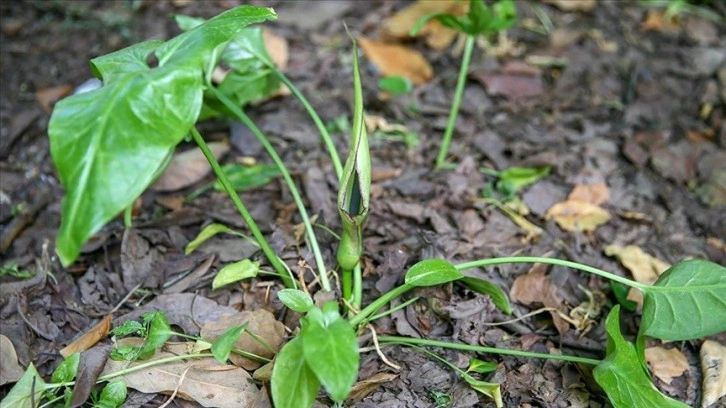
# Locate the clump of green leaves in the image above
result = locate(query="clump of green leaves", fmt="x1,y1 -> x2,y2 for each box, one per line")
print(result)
411,0 -> 517,169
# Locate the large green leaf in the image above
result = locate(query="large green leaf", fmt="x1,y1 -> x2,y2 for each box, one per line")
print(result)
48,5 -> 278,266
271,336 -> 320,408
593,306 -> 688,408
49,65 -> 201,266
405,259 -> 463,287
300,304 -> 359,402
640,260 -> 726,340
155,6 -> 276,69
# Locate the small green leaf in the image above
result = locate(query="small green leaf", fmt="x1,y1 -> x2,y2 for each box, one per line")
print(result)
212,259 -> 260,290
185,223 -> 248,255
277,289 -> 314,313
640,260 -> 726,340
460,277 -> 512,314
0,363 -> 53,408
300,306 -> 360,402
271,336 -> 320,408
51,352 -> 80,383
141,313 -> 173,354
378,76 -> 413,95
109,345 -> 141,361
496,166 -> 550,193
610,282 -> 637,312
96,380 -> 127,408
210,325 -> 247,363
463,373 -> 502,408
405,259 -> 463,287
466,358 -> 497,374
111,320 -> 144,338
593,306 -> 688,408
213,163 -> 282,192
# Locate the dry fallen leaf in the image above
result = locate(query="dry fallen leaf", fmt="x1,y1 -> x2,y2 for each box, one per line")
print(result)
60,314 -> 112,358
568,182 -> 610,206
150,142 -> 229,192
641,9 -> 680,32
103,338 -> 257,408
604,245 -> 670,286
347,372 -> 398,403
262,28 -> 288,71
604,244 -> 670,304
359,37 -> 433,85
382,0 -> 467,50
35,85 -> 73,113
545,200 -> 610,232
701,340 -> 726,408
645,346 -> 689,385
0,335 -> 24,386
200,309 -> 285,370
543,0 -> 597,12
510,263 -> 570,335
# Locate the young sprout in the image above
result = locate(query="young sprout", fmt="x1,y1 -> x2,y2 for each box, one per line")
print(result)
411,0 -> 517,169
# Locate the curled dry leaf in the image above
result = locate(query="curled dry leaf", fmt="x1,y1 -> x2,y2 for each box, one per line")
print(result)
150,142 -> 230,192
102,338 -> 258,408
60,314 -> 112,358
545,200 -> 610,232
200,309 -> 285,370
0,335 -> 24,386
509,263 -> 570,335
35,85 -> 73,113
567,182 -> 610,206
381,0 -> 468,50
701,340 -> 726,408
347,372 -> 398,403
604,245 -> 670,286
358,38 -> 433,85
645,346 -> 689,385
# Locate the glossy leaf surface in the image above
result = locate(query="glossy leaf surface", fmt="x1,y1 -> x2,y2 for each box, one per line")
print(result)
405,259 -> 463,287
271,336 -> 320,408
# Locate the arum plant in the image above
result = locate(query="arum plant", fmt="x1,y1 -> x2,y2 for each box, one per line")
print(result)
411,0 -> 517,169
337,38 -> 371,309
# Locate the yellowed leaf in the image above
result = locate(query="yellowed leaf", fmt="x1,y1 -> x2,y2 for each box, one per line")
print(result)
0,335 -> 24,386
200,309 -> 285,370
641,9 -> 680,32
545,200 -> 610,232
150,142 -> 229,192
359,38 -> 433,85
604,245 -> 670,285
510,263 -> 569,335
645,346 -> 689,385
103,338 -> 257,408
60,314 -> 112,358
543,0 -> 596,12
568,182 -> 610,206
701,340 -> 726,408
382,0 -> 468,50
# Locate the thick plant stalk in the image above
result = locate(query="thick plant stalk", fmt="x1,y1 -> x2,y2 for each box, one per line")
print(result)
190,127 -> 296,289
337,39 -> 371,308
435,35 -> 475,170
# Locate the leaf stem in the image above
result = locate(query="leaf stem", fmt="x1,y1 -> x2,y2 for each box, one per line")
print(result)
353,262 -> 363,309
455,256 -> 646,290
275,71 -> 343,180
378,336 -> 602,366
349,283 -> 414,327
208,87 -> 331,292
435,35 -> 475,170
190,127 -> 295,289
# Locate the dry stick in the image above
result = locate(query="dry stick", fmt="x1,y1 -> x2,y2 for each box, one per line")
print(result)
158,366 -> 192,408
